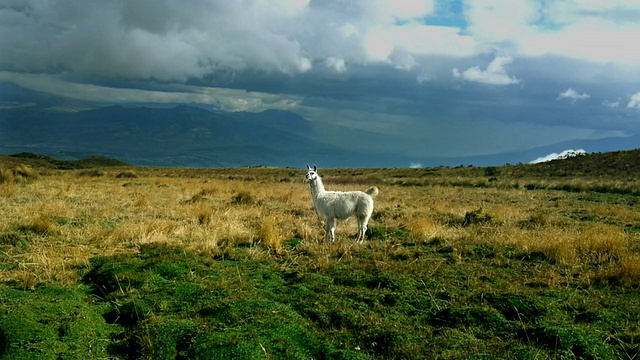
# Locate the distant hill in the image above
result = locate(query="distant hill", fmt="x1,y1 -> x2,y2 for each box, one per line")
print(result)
509,148 -> 640,178
4,148 -> 640,183
0,153 -> 129,169
0,104 -> 417,168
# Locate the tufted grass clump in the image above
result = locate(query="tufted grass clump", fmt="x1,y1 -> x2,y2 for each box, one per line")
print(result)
257,216 -> 284,254
231,191 -> 255,205
0,164 -> 38,184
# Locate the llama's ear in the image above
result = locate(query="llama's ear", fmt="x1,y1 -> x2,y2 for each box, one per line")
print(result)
313,165 -> 317,172
307,164 -> 311,170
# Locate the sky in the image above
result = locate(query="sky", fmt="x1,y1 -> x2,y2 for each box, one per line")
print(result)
2,0 -> 640,162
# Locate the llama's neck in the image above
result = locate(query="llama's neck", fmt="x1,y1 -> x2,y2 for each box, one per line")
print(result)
309,177 -> 326,198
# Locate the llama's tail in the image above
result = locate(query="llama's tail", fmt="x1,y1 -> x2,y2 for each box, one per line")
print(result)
365,186 -> 379,197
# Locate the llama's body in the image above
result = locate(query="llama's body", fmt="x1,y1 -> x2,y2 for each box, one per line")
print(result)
305,165 -> 379,242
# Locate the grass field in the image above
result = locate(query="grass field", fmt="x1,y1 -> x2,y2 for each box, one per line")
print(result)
1,156 -> 640,359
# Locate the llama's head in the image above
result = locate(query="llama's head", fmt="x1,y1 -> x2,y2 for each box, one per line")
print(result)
305,164 -> 318,182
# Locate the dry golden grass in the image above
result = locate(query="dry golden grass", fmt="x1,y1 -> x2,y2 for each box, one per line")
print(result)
1,166 -> 639,288
616,254 -> 640,285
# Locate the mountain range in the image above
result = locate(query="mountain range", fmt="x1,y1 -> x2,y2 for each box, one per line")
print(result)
1,82 -> 638,168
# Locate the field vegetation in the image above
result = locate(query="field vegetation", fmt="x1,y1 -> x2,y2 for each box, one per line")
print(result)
1,151 -> 640,359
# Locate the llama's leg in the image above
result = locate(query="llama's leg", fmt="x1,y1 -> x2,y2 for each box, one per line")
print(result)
325,218 -> 336,242
355,217 -> 363,242
359,223 -> 367,243
357,214 -> 371,243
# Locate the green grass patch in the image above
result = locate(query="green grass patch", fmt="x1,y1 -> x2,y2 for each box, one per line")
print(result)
0,285 -> 119,359
0,232 -> 31,249
1,235 -> 638,359
367,226 -> 410,241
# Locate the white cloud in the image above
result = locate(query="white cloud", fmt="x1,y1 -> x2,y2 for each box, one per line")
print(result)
359,1 -> 479,63
387,0 -> 435,20
523,20 -> 640,66
464,0 -> 640,66
391,24 -> 479,58
557,88 -> 590,102
530,149 -> 587,164
324,57 -> 347,73
627,92 -> 640,109
452,56 -> 520,85
363,26 -> 395,62
464,0 -> 541,44
602,100 -> 620,108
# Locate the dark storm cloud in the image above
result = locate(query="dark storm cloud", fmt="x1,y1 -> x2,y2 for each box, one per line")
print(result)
0,0 -> 315,80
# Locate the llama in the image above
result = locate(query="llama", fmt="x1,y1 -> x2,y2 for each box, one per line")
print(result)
305,165 -> 379,243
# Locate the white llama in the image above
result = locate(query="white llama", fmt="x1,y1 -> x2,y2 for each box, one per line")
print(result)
305,165 -> 379,243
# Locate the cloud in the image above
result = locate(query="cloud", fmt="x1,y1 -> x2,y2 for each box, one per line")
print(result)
0,0 -> 316,80
0,0 -> 479,81
2,0 -> 639,83
627,92 -> 640,109
602,100 -> 620,108
464,0 -> 541,43
389,24 -> 479,59
464,1 -> 640,66
324,57 -> 347,73
452,56 -> 520,85
557,88 -> 590,102
0,71 -> 300,112
364,26 -> 395,62
529,149 -> 587,164
359,2 -> 478,63
416,73 -> 432,84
